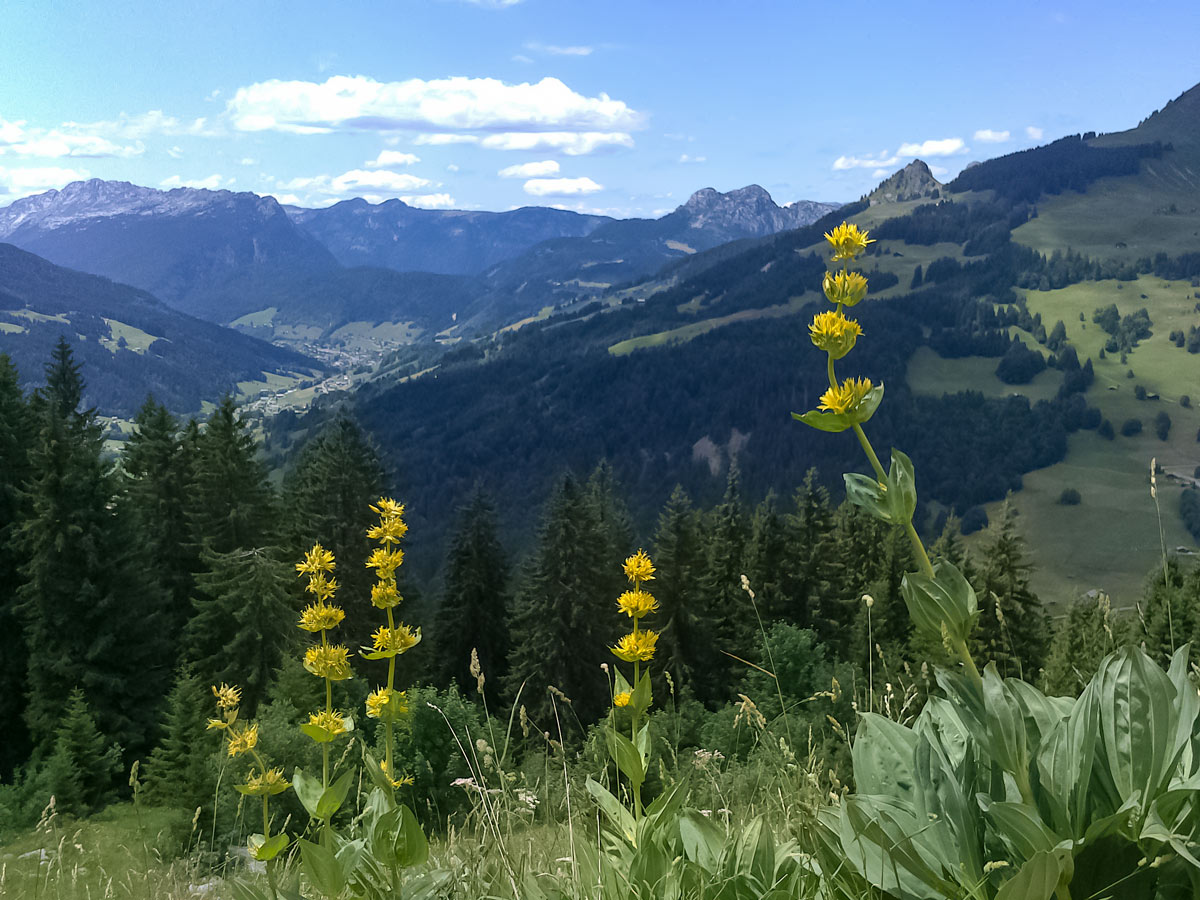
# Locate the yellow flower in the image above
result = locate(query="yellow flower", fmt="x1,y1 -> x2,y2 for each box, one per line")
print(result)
227,723 -> 259,757
304,573 -> 338,602
370,498 -> 406,520
241,767 -> 290,796
614,691 -> 631,708
617,589 -> 659,620
296,543 -> 336,577
824,222 -> 874,262
299,601 -> 345,633
212,683 -> 241,711
367,515 -> 408,545
304,644 -> 352,680
206,717 -> 229,731
380,759 -> 414,788
370,580 -> 401,609
366,547 -> 404,579
372,624 -> 421,655
809,310 -> 862,360
622,549 -> 656,584
612,630 -> 659,663
819,377 -> 874,415
365,688 -> 391,719
307,709 -> 348,737
822,270 -> 869,307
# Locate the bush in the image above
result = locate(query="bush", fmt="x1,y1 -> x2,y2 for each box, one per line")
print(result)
1058,488 -> 1082,505
995,341 -> 1046,384
1098,419 -> 1115,440
1135,384 -> 1148,400
1183,395 -> 1193,408
960,505 -> 989,534
1182,488 -> 1200,542
1156,410 -> 1172,440
1120,418 -> 1143,437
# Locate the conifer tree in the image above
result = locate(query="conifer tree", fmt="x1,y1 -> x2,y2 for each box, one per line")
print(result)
19,339 -> 166,756
282,414 -> 386,649
820,501 -> 889,658
506,473 -> 612,727
435,486 -> 511,695
43,688 -> 122,817
695,463 -> 750,700
144,666 -> 217,808
188,395 -> 274,554
652,485 -> 704,695
743,490 -> 789,621
781,469 -> 835,630
1138,558 -> 1192,667
186,547 -> 295,717
122,396 -> 198,643
0,354 -> 33,778
973,498 -> 1049,679
1044,593 -> 1129,696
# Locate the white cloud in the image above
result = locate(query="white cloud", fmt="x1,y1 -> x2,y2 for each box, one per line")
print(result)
523,176 -> 602,196
239,157 -> 258,166
0,118 -> 143,159
414,133 -> 481,146
270,167 -> 439,205
402,193 -> 455,208
367,150 -> 420,167
226,74 -> 641,134
896,137 -> 967,157
511,54 -> 534,64
833,151 -> 900,171
1026,125 -> 1044,140
0,120 -> 26,143
480,131 -> 633,155
446,163 -> 460,172
498,159 -> 560,178
68,110 -> 216,138
679,154 -> 706,163
0,165 -> 91,199
525,41 -> 593,56
872,168 -> 890,178
160,174 -> 231,190
974,129 -> 1010,143
167,146 -> 183,159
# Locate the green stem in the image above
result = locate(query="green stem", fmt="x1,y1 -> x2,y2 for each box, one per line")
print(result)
851,423 -> 887,484
631,611 -> 643,820
261,794 -> 270,839
954,638 -> 984,694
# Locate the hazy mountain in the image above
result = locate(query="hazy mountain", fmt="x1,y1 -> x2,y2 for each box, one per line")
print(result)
0,179 -> 339,321
0,243 -> 321,416
287,199 -> 610,275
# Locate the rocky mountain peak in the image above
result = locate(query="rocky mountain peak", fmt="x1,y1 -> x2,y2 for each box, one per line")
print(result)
868,160 -> 944,206
676,184 -> 837,238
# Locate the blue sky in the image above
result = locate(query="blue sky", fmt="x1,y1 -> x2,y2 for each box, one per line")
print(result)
1,0 -> 1198,217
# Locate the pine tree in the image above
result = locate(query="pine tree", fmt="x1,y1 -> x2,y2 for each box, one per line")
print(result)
1044,593 -> 1129,696
144,666 -> 219,808
695,463 -> 750,701
1139,558 -> 1192,667
282,414 -> 385,648
0,354 -> 33,779
652,485 -> 704,695
121,396 -> 198,643
820,501 -> 889,659
188,395 -> 274,554
434,486 -> 511,695
743,491 -> 788,621
43,688 -> 122,817
781,469 -> 834,630
19,339 -> 166,756
973,499 -> 1049,679
505,473 -> 612,727
186,548 -> 295,717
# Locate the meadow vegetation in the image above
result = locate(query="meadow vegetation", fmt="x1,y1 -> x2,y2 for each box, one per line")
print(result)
6,223 -> 1200,899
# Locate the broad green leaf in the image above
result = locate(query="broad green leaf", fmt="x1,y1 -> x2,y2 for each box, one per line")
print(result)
630,670 -> 652,714
248,831 -> 289,862
984,663 -> 1030,782
606,727 -> 645,786
299,838 -> 343,898
586,776 -> 636,844
291,767 -> 324,819
980,798 -> 1060,861
1007,679 -> 1072,752
851,713 -> 917,801
995,850 -> 1064,900
843,472 -> 892,522
394,803 -> 428,867
679,809 -> 724,871
315,770 -> 356,821
885,448 -> 917,525
902,560 -> 979,647
914,733 -> 983,887
792,409 -> 853,432
1037,679 -> 1100,834
230,880 -> 272,900
838,794 -> 959,898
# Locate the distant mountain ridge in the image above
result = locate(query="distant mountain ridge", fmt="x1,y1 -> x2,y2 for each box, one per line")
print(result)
287,198 -> 610,275
0,243 -> 321,416
868,160 -> 944,205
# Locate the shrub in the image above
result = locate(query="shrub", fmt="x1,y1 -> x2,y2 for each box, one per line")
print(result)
1155,410 -> 1172,440
1183,394 -> 1193,408
1098,419 -> 1115,439
1058,488 -> 1081,505
1120,417 -> 1143,436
